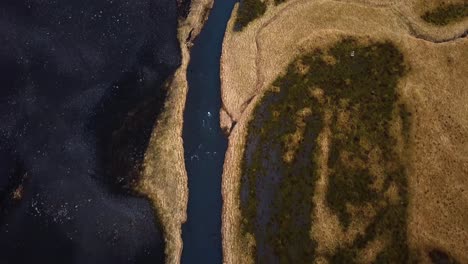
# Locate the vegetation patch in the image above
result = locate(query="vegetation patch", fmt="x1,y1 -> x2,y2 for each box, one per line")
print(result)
429,249 -> 460,264
235,0 -> 267,30
274,0 -> 286,5
322,39 -> 411,263
421,3 -> 468,26
240,38 -> 411,263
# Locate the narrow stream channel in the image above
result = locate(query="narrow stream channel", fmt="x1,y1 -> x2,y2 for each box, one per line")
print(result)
181,0 -> 237,263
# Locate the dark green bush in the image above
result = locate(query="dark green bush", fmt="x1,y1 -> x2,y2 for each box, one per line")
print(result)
240,38 -> 411,263
422,3 -> 468,26
235,0 -> 267,30
274,0 -> 286,5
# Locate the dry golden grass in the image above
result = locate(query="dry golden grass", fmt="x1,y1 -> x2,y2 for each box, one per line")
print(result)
401,38 -> 468,264
357,235 -> 388,263
135,1 -> 214,263
311,109 -> 345,256
282,107 -> 312,163
221,0 -> 468,125
222,95 -> 259,264
311,98 -> 381,261
221,0 -> 468,263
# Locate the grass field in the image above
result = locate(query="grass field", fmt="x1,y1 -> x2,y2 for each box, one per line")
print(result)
240,38 -> 414,263
221,0 -> 468,263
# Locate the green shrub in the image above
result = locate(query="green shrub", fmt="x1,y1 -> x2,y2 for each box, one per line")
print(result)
422,3 -> 468,26
235,0 -> 267,30
240,38 -> 411,263
274,0 -> 286,5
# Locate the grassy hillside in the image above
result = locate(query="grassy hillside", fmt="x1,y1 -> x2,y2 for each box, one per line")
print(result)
240,38 -> 413,263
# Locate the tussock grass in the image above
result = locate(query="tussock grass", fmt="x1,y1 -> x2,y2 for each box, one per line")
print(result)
137,0 -> 214,263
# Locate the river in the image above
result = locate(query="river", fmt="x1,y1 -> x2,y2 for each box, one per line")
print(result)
181,0 -> 237,263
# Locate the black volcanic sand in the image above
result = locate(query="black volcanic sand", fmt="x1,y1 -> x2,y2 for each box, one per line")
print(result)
177,0 -> 193,19
0,0 -> 181,263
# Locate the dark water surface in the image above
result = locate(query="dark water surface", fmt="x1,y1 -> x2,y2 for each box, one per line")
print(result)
181,0 -> 237,263
0,0 -> 181,263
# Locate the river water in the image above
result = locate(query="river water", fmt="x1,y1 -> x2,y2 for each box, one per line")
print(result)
181,0 -> 237,263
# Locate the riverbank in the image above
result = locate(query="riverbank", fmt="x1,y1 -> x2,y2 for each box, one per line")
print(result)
136,1 -> 214,263
220,0 -> 468,263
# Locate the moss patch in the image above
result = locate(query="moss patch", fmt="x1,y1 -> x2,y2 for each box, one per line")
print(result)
421,3 -> 468,26
240,38 -> 411,263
